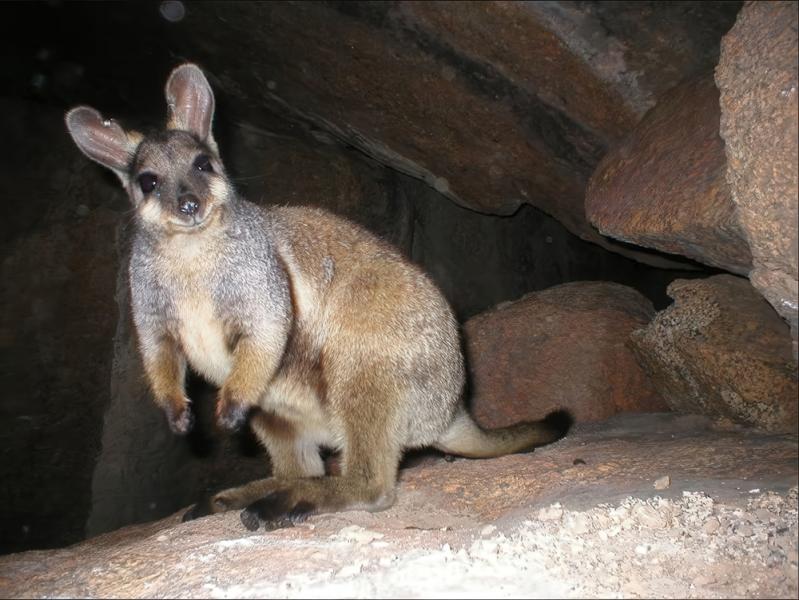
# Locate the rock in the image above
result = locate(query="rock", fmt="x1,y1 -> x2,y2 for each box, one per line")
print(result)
633,505 -> 668,529
716,1 -> 799,361
333,525 -> 384,545
221,0 -> 735,268
630,275 -> 798,432
564,513 -> 592,535
586,74 -> 752,274
693,573 -> 717,586
736,524 -> 754,537
0,98 -> 123,554
464,282 -> 667,427
538,504 -> 564,522
703,517 -> 721,534
653,476 -> 671,491
754,509 -> 772,522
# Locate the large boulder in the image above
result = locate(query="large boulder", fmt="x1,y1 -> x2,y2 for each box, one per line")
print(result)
463,282 -> 667,427
630,275 -> 798,433
715,1 -> 799,361
586,74 -> 752,274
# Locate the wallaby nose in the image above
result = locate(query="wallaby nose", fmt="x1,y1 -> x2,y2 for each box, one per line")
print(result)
178,194 -> 200,217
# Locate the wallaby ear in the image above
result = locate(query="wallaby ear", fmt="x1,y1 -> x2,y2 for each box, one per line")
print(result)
165,63 -> 216,145
65,106 -> 139,186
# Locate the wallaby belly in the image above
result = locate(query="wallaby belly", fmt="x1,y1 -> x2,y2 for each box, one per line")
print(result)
177,293 -> 232,386
264,375 -> 344,449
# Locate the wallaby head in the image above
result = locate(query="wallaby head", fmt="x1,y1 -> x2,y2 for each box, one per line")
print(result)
65,63 -> 233,235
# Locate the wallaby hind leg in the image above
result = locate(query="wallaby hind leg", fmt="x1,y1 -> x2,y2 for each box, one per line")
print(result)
182,412 -> 325,521
186,370 -> 404,528
236,374 -> 404,530
236,429 -> 401,530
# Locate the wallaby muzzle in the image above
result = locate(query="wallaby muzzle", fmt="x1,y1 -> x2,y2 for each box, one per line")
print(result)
178,194 -> 200,217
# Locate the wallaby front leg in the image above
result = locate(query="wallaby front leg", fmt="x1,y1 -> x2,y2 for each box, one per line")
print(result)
140,334 -> 190,434
216,335 -> 283,430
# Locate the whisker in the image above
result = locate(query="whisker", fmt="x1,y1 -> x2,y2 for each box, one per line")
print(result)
228,173 -> 269,182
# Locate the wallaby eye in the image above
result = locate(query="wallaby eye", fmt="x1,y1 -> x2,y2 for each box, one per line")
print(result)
138,172 -> 158,194
193,154 -> 213,173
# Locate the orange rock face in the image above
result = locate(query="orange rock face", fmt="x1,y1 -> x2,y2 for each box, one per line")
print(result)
586,74 -> 752,275
716,0 -> 799,362
464,282 -> 667,427
630,275 -> 798,433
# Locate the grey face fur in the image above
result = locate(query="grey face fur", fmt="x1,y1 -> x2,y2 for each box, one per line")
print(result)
131,131 -> 229,232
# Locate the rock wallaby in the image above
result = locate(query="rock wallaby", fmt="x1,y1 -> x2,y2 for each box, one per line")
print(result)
65,63 -> 569,530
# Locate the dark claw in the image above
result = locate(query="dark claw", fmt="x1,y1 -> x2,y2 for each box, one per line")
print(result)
289,501 -> 316,523
240,508 -> 261,531
239,491 -> 316,531
240,513 -> 296,532
241,490 -> 293,525
216,402 -> 249,431
168,405 -> 194,435
181,496 -> 214,522
263,518 -> 296,531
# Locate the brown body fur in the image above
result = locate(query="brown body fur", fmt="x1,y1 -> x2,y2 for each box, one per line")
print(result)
65,64 -> 568,529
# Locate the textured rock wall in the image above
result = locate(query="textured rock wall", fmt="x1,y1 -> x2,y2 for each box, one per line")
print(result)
0,99 -> 122,553
587,74 -> 752,274
0,1 -> 741,269
630,275 -> 798,433
716,0 -> 799,360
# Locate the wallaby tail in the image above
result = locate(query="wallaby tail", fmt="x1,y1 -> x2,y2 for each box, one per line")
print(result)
435,408 -> 572,458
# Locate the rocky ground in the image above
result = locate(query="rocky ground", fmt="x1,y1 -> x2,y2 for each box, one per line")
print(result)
1,413 -> 797,598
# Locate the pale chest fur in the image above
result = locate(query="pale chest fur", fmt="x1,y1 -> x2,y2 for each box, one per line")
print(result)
154,232 -> 334,440
158,234 -> 233,387
174,286 -> 232,387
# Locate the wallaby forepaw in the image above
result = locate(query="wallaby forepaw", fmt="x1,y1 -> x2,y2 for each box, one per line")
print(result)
240,490 -> 315,531
215,395 -> 249,431
167,402 -> 194,435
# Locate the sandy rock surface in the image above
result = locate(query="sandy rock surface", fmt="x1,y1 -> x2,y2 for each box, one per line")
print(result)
587,74 -> 751,274
2,413 -> 796,598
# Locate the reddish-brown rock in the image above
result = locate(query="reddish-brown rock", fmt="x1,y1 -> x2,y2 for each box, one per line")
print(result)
630,275 -> 798,433
463,282 -> 667,427
715,1 -> 799,360
586,74 -> 752,274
